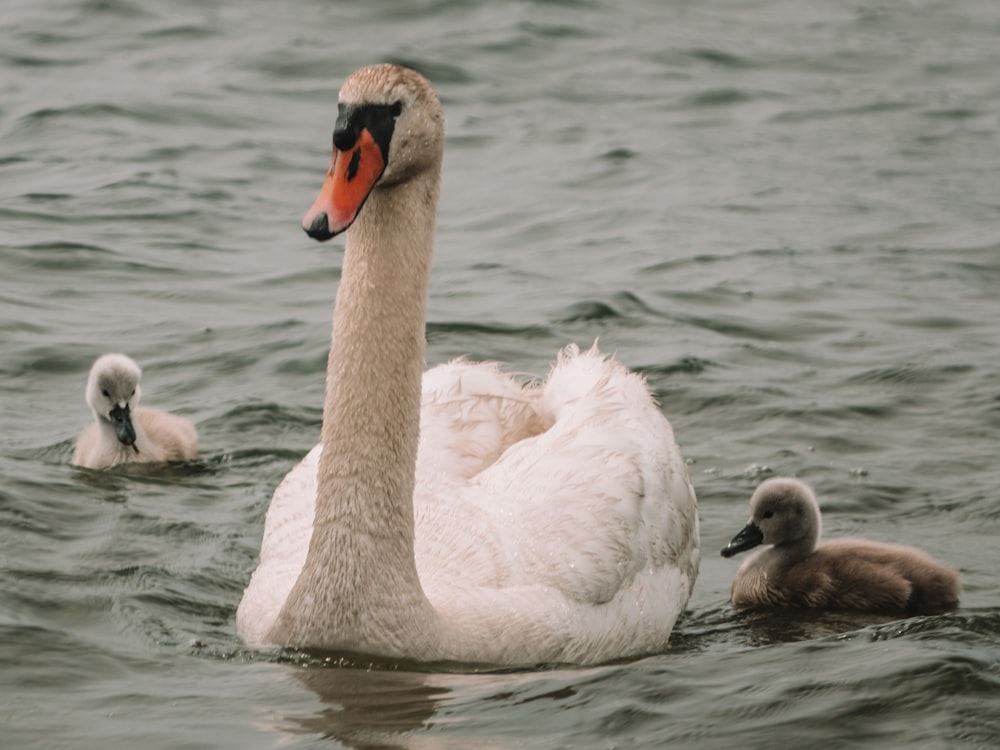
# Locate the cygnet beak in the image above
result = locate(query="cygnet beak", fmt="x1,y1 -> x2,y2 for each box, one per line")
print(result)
109,403 -> 137,446
721,522 -> 764,558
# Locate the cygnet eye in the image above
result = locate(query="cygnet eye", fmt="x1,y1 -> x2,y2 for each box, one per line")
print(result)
762,510 -> 774,519
129,390 -> 135,398
102,389 -> 110,398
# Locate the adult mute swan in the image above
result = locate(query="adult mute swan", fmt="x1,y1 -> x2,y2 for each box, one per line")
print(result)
722,478 -> 960,615
72,353 -> 198,469
236,64 -> 700,666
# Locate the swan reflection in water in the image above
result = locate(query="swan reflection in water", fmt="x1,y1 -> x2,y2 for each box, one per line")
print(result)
285,661 -> 447,748
273,652 -> 587,748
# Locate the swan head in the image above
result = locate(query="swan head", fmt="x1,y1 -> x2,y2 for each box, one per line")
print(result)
303,64 -> 445,240
85,353 -> 142,447
721,477 -> 822,558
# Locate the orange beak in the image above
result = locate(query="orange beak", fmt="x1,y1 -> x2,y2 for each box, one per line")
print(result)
302,128 -> 386,240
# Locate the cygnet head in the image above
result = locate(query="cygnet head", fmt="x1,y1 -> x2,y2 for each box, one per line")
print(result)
721,477 -> 822,558
85,353 -> 142,447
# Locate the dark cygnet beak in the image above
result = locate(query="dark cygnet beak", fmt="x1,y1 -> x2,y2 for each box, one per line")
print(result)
109,404 -> 136,446
721,522 -> 764,558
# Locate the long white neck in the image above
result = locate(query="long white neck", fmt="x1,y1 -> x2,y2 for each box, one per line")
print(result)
317,177 -> 436,532
269,170 -> 446,656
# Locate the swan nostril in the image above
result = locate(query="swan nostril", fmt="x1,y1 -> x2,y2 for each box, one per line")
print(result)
305,212 -> 333,241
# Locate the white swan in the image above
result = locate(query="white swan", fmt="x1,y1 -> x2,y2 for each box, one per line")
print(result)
722,478 -> 960,615
72,353 -> 198,469
236,64 -> 700,666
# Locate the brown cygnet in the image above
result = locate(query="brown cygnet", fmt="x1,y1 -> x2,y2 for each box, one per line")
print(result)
721,478 -> 960,615
73,353 -> 198,470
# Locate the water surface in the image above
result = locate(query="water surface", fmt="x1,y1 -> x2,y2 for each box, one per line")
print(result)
2,0 -> 999,747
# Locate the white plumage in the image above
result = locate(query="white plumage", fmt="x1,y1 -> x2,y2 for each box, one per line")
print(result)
236,64 -> 699,666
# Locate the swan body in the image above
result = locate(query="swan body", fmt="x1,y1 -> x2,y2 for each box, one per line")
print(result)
721,478 -> 960,615
72,353 -> 198,469
236,64 -> 700,666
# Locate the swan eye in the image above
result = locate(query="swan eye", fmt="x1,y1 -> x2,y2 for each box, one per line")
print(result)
102,389 -> 110,398
762,510 -> 774,519
391,101 -> 402,118
129,390 -> 135,398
